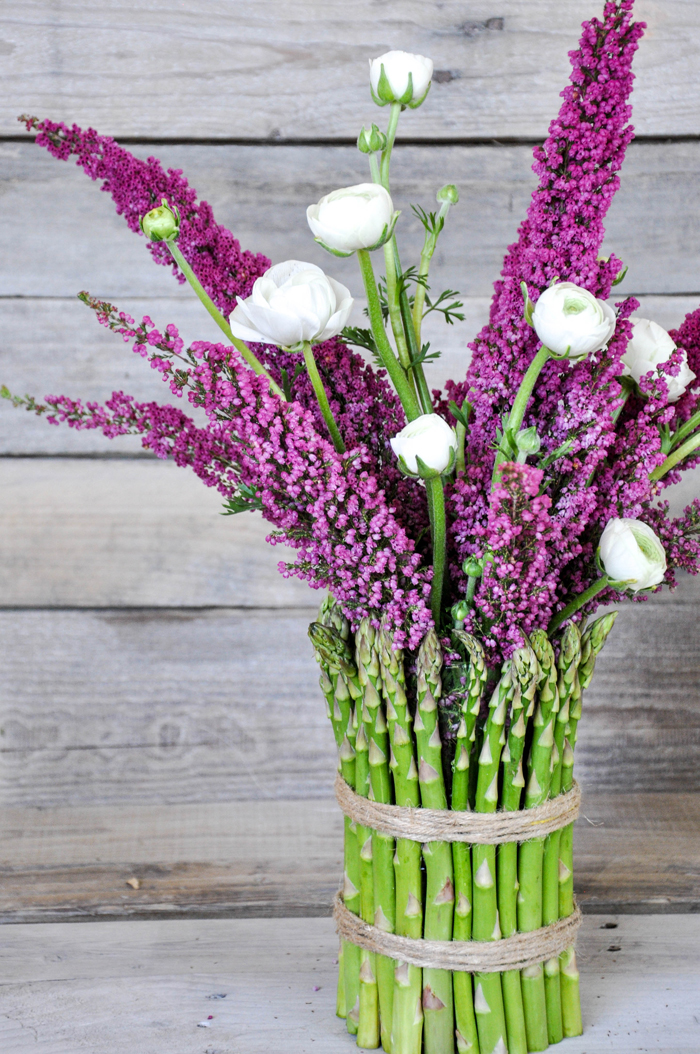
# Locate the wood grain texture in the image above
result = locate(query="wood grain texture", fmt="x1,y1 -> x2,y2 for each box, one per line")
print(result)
0,2 -> 698,139
0,458 -> 697,610
2,141 -> 699,302
3,294 -> 699,454
0,460 -> 315,606
1,603 -> 699,809
0,915 -> 698,1052
0,794 -> 698,921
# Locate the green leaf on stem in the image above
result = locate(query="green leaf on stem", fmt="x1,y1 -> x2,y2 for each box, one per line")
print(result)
221,483 -> 263,515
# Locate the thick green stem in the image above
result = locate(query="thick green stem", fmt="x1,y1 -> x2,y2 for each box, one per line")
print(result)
166,241 -> 284,399
670,407 -> 700,450
650,430 -> 700,480
383,238 -> 413,373
547,575 -> 609,635
379,103 -> 402,191
492,346 -> 551,484
425,476 -> 447,627
357,249 -> 422,421
301,341 -> 346,453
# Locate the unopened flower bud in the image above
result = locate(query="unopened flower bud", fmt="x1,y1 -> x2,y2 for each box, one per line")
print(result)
369,51 -> 433,109
437,184 -> 459,206
140,200 -> 180,242
357,124 -> 386,154
516,426 -> 541,457
451,600 -> 470,623
462,557 -> 482,578
390,413 -> 457,478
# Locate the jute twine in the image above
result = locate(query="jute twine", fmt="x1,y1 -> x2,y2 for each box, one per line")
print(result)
334,894 -> 583,973
334,774 -> 581,844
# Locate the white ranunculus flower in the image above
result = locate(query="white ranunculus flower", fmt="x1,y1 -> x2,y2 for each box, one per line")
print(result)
369,50 -> 433,109
621,316 -> 696,402
599,518 -> 667,592
307,183 -> 397,256
390,414 -> 458,476
228,260 -> 353,349
531,281 -> 617,360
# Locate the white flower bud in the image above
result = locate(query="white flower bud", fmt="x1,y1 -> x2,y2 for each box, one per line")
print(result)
531,281 -> 616,360
369,50 -> 434,109
307,183 -> 398,256
599,518 -> 667,592
229,260 -> 353,350
621,316 -> 696,402
390,414 -> 458,477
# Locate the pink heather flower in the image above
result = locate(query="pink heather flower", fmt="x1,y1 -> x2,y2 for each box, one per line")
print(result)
21,116 -> 269,314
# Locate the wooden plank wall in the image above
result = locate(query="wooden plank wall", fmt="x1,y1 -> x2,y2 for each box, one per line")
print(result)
0,0 -> 699,920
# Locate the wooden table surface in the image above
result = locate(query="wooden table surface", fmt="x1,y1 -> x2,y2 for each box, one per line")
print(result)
0,2 -> 699,1051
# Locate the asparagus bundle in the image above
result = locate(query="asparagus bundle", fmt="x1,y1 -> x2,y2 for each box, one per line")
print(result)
319,607 -> 617,1054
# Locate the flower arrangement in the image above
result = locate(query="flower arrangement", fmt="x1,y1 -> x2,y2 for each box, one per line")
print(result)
5,1 -> 700,1052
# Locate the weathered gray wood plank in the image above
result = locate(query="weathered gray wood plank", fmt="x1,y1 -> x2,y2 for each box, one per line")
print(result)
1,606 -> 699,808
0,794 -> 698,921
0,458 -> 697,609
0,460 -> 315,606
0,2 -> 697,139
2,142 -> 699,303
3,294 -> 699,454
0,915 -> 698,1052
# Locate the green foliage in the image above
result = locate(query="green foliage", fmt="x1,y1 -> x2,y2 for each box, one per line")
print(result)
221,482 -> 263,515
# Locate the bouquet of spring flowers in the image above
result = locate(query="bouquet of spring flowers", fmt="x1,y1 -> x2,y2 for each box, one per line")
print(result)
6,1 -> 700,1052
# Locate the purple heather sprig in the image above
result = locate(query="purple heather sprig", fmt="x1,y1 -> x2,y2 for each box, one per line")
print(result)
20,115 -> 270,314
10,338 -> 432,647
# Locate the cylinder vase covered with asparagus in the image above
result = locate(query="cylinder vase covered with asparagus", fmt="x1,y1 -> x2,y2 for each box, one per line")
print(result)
9,1 -> 700,1052
311,605 -> 616,1054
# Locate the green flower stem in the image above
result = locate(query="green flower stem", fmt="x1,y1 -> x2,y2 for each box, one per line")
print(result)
357,249 -> 422,422
650,430 -> 700,480
670,407 -> 700,450
379,103 -> 402,191
383,236 -> 413,373
547,575 -> 610,635
371,99 -> 433,415
492,345 -> 551,485
415,633 -> 455,1054
165,241 -> 284,399
397,260 -> 434,414
411,201 -> 452,347
425,475 -> 447,627
301,341 -> 346,453
472,664 -> 511,1054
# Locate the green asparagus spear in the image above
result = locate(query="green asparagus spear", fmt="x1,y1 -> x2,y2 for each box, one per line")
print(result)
415,630 -> 456,1054
309,612 -> 362,1031
379,619 -> 424,1054
499,645 -> 539,1054
558,612 -> 617,1039
472,661 -> 512,1054
357,619 -> 393,1050
451,632 -> 487,1054
518,629 -> 562,1045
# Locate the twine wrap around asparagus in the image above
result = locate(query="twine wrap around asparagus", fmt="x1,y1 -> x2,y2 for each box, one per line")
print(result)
333,893 -> 583,974
334,773 -> 581,843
